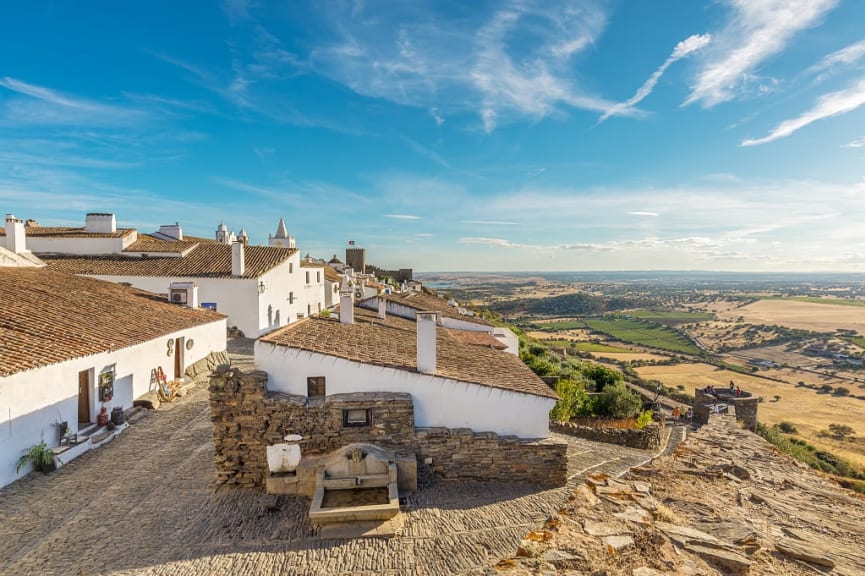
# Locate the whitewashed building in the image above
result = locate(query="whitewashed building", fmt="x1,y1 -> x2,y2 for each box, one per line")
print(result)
2,213 -> 321,337
255,303 -> 557,439
0,267 -> 227,488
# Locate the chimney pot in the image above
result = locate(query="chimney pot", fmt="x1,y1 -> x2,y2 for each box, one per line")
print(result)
231,241 -> 245,276
4,214 -> 26,254
416,311 -> 438,374
378,297 -> 387,319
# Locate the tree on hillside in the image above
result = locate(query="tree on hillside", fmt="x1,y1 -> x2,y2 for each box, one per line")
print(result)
584,364 -> 623,392
828,423 -> 855,440
592,381 -> 642,419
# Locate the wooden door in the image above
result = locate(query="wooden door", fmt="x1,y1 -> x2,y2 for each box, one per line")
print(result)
174,338 -> 184,379
78,370 -> 90,423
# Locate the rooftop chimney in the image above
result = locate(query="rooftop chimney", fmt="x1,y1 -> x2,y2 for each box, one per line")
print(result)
339,275 -> 355,324
4,214 -> 26,254
231,241 -> 245,276
416,311 -> 438,374
85,213 -> 116,234
158,222 -> 183,241
378,296 -> 387,319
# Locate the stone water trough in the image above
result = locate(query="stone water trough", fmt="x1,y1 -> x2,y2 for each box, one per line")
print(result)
308,443 -> 400,527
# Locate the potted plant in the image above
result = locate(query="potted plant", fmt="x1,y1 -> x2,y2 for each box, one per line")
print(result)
16,441 -> 56,474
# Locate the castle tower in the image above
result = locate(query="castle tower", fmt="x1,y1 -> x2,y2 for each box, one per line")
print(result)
215,221 -> 237,245
238,226 -> 249,246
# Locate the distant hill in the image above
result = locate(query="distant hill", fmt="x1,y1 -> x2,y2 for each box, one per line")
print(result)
491,292 -> 636,316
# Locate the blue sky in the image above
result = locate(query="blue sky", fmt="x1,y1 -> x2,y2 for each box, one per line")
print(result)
2,1 -> 865,272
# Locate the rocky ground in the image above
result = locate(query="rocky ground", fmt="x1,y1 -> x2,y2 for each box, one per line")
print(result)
493,415 -> 865,575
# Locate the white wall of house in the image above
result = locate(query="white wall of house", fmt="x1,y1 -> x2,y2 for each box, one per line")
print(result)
24,236 -> 131,255
255,342 -> 554,439
259,252 -> 309,329
300,267 -> 326,319
0,318 -> 226,488
87,274 -> 260,337
324,279 -> 340,309
493,327 -> 519,356
362,298 -> 492,333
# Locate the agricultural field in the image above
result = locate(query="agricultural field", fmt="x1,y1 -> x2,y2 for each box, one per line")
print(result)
628,310 -> 714,326
591,351 -> 671,363
716,298 -> 865,334
636,363 -> 865,469
584,317 -> 701,355
758,295 -> 865,307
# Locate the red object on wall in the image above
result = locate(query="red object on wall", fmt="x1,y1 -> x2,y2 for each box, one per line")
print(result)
97,406 -> 109,426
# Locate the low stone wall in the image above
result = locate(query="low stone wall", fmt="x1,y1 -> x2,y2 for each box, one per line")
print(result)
210,368 -> 567,488
550,421 -> 661,450
184,350 -> 231,383
693,389 -> 758,431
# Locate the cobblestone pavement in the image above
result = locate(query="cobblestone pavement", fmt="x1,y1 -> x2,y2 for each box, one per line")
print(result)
0,344 -> 669,576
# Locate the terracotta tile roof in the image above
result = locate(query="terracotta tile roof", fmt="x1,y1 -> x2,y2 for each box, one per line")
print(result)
445,329 -> 507,350
260,307 -> 557,400
0,226 -> 135,239
0,268 -> 225,377
300,260 -> 325,268
323,266 -> 342,282
41,244 -> 296,279
384,292 -> 494,326
183,235 -> 221,244
124,235 -> 200,254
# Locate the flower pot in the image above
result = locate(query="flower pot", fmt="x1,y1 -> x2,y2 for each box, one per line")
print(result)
39,460 -> 56,474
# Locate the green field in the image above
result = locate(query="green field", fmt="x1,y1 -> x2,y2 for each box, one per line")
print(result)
534,319 -> 587,331
572,342 -> 629,353
628,310 -> 714,324
843,336 -> 865,349
584,317 -> 701,355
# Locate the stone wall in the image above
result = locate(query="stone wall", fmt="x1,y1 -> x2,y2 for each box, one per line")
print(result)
693,389 -> 758,431
550,421 -> 662,450
184,350 -> 230,383
210,368 -> 567,488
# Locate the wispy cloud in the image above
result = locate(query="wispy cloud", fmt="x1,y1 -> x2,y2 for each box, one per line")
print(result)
0,77 -> 147,127
741,77 -> 865,146
599,34 -> 711,122
460,220 -> 517,226
808,39 -> 865,76
212,176 -> 303,202
841,137 -> 865,148
460,237 -> 536,249
628,211 -> 659,217
384,213 -> 422,220
685,0 -> 838,107
307,1 -> 621,132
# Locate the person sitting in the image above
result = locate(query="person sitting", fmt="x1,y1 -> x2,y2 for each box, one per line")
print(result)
735,386 -> 742,397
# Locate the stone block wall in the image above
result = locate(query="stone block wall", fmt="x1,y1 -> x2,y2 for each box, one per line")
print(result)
693,389 -> 758,431
550,421 -> 661,450
210,368 -> 567,488
732,397 -> 759,432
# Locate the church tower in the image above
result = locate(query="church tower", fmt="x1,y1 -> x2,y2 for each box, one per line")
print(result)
268,217 -> 296,249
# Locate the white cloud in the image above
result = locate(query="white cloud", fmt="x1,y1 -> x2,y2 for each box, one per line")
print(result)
808,39 -> 865,75
599,34 -> 710,122
685,0 -> 838,107
384,213 -> 422,220
460,220 -> 517,226
741,77 -> 865,146
307,2 -> 622,132
628,211 -> 659,217
841,137 -> 865,148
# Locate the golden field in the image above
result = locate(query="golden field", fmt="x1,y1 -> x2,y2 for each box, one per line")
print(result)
637,363 -> 865,468
716,299 -> 865,333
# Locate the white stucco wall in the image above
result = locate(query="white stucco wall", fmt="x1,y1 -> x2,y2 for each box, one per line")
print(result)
87,275 -> 260,337
324,279 -> 340,309
365,299 -> 492,333
493,327 -> 519,356
301,267 -> 326,318
0,318 -> 226,488
26,236 -> 128,255
255,342 -> 554,439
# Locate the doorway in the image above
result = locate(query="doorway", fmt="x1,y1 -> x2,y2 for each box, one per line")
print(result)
78,369 -> 91,424
173,337 -> 185,380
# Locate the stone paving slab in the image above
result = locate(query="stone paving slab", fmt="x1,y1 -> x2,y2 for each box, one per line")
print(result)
0,344 -> 665,575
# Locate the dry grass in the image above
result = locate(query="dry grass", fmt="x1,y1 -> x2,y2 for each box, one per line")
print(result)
637,363 -> 865,468
717,299 -> 865,333
591,351 -> 670,362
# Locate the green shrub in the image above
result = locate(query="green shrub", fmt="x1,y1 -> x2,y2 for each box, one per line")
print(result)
834,387 -> 850,396
592,381 -> 642,419
778,421 -> 798,433
635,410 -> 653,429
550,379 -> 591,422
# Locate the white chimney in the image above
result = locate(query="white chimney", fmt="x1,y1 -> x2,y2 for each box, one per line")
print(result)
416,311 -> 438,374
339,275 -> 355,324
159,222 -> 183,240
231,241 -> 245,276
85,213 -> 116,233
4,214 -> 26,254
378,296 -> 387,319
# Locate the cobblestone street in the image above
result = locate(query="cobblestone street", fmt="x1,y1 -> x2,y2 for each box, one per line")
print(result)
0,344 -> 666,575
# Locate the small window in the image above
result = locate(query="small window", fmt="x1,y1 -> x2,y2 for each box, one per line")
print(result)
289,292 -> 294,304
317,271 -> 321,283
289,263 -> 293,273
307,303 -> 311,315
343,408 -> 371,427
307,376 -> 325,397
306,271 -> 310,284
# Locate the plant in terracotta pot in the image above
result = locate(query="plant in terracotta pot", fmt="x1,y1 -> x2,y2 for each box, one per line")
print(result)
16,441 -> 56,474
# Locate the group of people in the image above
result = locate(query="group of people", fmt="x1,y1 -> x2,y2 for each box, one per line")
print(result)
670,405 -> 693,423
702,381 -> 745,397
